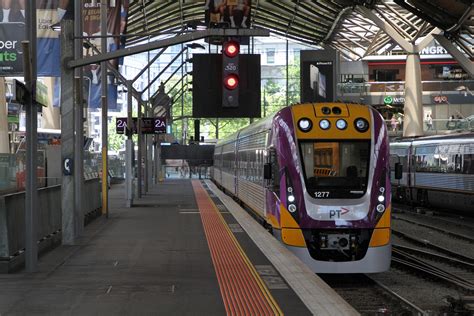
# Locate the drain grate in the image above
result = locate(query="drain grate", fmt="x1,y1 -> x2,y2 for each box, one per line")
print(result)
255,265 -> 289,289
228,223 -> 244,233
216,204 -> 227,212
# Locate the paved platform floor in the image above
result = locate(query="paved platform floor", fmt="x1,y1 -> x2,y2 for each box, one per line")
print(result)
0,180 -> 344,315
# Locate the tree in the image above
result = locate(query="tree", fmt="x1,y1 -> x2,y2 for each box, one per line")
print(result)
108,118 -> 126,152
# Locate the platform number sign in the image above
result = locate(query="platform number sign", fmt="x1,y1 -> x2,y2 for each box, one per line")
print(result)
116,117 -> 165,134
154,117 -> 166,134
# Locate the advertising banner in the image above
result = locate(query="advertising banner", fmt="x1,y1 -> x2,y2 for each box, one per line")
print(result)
82,0 -> 128,110
301,49 -> 339,103
0,0 -> 129,110
205,0 -> 251,29
0,23 -> 25,75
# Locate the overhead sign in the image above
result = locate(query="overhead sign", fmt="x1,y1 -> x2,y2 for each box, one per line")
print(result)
153,117 -> 166,134
116,117 -> 166,134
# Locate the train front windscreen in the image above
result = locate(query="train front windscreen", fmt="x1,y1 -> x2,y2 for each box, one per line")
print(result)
299,140 -> 370,199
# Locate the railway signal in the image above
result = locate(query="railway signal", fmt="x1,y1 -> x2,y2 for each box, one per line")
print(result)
222,40 -> 240,108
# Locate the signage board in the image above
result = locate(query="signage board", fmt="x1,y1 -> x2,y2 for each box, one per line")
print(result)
116,117 -> 166,134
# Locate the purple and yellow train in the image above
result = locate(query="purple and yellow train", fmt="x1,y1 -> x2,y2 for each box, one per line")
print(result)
212,102 -> 391,273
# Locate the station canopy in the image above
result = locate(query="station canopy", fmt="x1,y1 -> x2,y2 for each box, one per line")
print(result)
125,0 -> 473,60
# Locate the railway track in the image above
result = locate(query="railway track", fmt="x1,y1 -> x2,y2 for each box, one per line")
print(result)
393,204 -> 474,232
392,214 -> 474,243
392,228 -> 474,264
320,274 -> 427,315
392,246 -> 474,293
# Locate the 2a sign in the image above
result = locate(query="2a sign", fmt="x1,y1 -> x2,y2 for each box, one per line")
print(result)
115,117 -> 137,134
116,117 -> 166,134
154,117 -> 166,134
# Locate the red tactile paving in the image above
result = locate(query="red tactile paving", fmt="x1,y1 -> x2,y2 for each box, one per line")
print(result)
192,180 -> 282,315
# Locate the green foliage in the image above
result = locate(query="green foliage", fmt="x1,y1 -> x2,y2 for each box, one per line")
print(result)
262,58 -> 300,118
108,118 -> 126,152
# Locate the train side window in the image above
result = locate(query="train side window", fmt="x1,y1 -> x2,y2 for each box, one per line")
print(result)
463,154 -> 473,174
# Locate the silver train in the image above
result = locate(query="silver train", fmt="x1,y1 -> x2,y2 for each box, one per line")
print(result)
390,132 -> 474,211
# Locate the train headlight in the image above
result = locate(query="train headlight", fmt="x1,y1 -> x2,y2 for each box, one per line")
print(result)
354,118 -> 369,132
288,195 -> 295,203
332,106 -> 342,115
321,107 -> 331,115
298,118 -> 312,132
379,187 -> 385,193
288,204 -> 297,213
376,204 -> 385,213
378,195 -> 385,203
287,187 -> 293,193
319,119 -> 331,130
336,119 -> 347,130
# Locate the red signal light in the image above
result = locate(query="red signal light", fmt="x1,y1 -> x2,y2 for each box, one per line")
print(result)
224,41 -> 239,58
224,74 -> 239,90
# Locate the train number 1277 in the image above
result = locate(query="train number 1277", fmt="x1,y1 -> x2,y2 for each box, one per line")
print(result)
315,191 -> 330,198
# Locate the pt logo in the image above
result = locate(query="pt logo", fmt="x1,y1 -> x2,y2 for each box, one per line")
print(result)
329,207 -> 350,218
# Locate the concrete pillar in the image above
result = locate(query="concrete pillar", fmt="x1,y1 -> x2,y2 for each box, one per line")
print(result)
0,78 -> 9,153
403,53 -> 424,137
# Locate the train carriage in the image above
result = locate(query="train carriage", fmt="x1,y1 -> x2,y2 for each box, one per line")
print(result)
390,133 -> 474,211
212,102 -> 391,273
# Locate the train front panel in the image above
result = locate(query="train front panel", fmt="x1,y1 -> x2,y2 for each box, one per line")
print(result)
266,103 -> 391,273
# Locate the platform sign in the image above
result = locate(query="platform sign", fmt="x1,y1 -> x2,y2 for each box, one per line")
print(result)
116,117 -> 166,134
141,118 -> 154,134
115,117 -> 137,135
11,79 -> 28,104
154,117 -> 166,134
140,117 -> 166,134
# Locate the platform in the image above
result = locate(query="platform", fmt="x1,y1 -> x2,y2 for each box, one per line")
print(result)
0,180 -> 357,315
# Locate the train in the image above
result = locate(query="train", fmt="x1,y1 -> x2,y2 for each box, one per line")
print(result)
212,102 -> 391,273
390,133 -> 474,212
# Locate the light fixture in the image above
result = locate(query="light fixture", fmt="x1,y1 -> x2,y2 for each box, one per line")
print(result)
319,119 -> 330,130
376,204 -> 385,213
288,204 -> 297,213
298,118 -> 312,132
332,106 -> 342,115
354,118 -> 369,132
336,119 -> 347,130
321,107 -> 331,115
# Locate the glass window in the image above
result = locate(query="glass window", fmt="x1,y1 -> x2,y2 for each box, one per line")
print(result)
266,49 -> 275,64
299,141 -> 370,199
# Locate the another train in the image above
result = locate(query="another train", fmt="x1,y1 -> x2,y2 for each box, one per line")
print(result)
390,133 -> 474,212
212,102 -> 391,273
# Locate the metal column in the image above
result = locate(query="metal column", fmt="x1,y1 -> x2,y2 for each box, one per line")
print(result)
25,0 -> 38,272
74,0 -> 84,236
137,100 -> 142,198
126,80 -> 134,207
60,19 -> 76,245
100,0 -> 109,216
